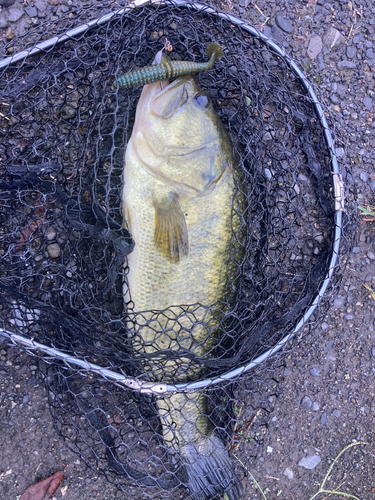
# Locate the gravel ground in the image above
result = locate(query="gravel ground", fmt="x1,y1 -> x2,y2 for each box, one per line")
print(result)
0,0 -> 374,499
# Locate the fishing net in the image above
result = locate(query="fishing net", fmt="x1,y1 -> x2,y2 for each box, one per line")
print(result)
0,0 -> 355,498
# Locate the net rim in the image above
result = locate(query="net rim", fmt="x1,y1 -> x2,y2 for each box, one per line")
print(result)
0,0 -> 344,394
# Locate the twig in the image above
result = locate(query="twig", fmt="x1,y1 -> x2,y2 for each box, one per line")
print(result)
233,454 -> 268,500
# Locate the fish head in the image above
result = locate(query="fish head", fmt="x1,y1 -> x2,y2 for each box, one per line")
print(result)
132,75 -> 232,194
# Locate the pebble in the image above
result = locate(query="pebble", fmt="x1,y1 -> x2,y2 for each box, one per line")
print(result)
46,243 -> 61,259
367,251 -> 375,260
298,454 -> 321,470
363,97 -> 373,111
333,296 -> 344,309
22,395 -> 29,404
45,226 -> 57,241
344,313 -> 355,320
360,171 -> 369,182
4,27 -> 15,41
310,368 -> 320,377
284,467 -> 294,479
312,402 -> 320,411
276,14 -> 293,33
366,48 -> 374,59
336,147 -> 345,158
8,7 -> 24,22
335,84 -> 347,96
302,396 -> 312,409
271,25 -> 285,43
25,6 -> 38,17
371,347 -> 375,357
332,409 -> 341,418
307,35 -> 322,59
35,0 -> 47,13
346,46 -> 357,59
370,181 -> 375,192
321,413 -> 327,424
316,53 -> 325,70
0,0 -> 16,6
323,27 -> 345,50
337,60 -> 356,70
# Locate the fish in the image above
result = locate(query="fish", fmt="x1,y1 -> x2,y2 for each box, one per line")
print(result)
123,63 -> 245,500
113,43 -> 223,89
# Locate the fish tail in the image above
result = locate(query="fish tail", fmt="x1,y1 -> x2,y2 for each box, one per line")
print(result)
207,42 -> 224,62
181,433 -> 243,500
157,392 -> 242,500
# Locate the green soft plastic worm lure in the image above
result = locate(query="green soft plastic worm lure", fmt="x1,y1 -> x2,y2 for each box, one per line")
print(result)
113,43 -> 223,89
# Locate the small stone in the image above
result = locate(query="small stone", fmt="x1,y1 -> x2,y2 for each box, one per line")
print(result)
360,171 -> 369,182
7,7 -> 24,22
370,181 -> 375,192
276,14 -> 293,33
35,0 -> 47,13
271,24 -> 285,43
0,0 -> 16,6
335,84 -> 347,96
367,251 -> 375,260
336,147 -> 345,158
302,396 -> 312,409
284,467 -> 294,479
337,60 -> 356,70
316,53 -> 325,70
333,296 -> 344,309
307,35 -> 323,59
0,18 -> 7,28
323,27 -> 345,50
321,322 -> 328,330
298,455 -> 321,470
312,402 -> 320,411
22,395 -> 29,404
321,413 -> 327,424
45,226 -> 57,241
310,368 -> 320,377
366,49 -> 374,59
344,313 -> 355,320
363,97 -> 373,111
46,243 -> 61,259
267,446 -> 273,453
371,347 -> 375,357
25,6 -> 38,17
4,28 -> 15,41
332,409 -> 341,418
346,46 -> 357,59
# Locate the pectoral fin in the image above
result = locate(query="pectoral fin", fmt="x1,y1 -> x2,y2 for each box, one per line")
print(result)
154,194 -> 188,263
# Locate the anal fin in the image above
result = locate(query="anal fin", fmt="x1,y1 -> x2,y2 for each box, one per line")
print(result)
154,193 -> 188,263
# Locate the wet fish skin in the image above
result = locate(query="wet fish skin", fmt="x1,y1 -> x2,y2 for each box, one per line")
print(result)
123,73 -> 243,500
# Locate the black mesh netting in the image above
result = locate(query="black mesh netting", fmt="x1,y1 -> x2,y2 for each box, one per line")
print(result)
0,1 -> 355,499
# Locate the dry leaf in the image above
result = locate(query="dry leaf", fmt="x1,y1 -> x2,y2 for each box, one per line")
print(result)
20,471 -> 64,500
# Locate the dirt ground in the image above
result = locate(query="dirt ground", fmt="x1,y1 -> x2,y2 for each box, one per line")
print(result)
0,0 -> 374,499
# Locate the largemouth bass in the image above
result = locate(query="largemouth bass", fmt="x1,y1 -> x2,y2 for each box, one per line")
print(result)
123,66 -> 244,500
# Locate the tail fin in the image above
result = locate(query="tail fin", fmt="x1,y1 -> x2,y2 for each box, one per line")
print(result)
207,43 -> 224,62
180,433 -> 242,500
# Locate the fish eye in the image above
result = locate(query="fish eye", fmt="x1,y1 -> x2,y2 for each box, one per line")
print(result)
194,93 -> 209,108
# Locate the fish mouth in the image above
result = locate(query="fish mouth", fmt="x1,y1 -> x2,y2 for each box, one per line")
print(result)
150,78 -> 192,119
